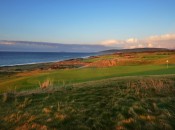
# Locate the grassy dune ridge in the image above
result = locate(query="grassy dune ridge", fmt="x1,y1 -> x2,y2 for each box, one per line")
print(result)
0,76 -> 175,129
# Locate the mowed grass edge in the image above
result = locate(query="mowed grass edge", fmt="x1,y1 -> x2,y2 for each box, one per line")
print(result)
0,64 -> 175,93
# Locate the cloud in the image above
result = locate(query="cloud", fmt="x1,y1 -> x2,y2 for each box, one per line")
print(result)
146,34 -> 175,49
147,43 -> 153,48
126,38 -> 138,43
101,33 -> 175,49
129,45 -> 136,49
137,44 -> 144,48
148,34 -> 175,41
101,40 -> 121,46
0,41 -> 16,45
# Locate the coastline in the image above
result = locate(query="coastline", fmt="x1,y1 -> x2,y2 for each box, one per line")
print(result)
0,60 -> 60,67
0,53 -> 95,68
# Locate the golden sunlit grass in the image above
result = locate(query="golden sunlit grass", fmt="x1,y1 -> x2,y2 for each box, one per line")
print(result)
39,79 -> 53,89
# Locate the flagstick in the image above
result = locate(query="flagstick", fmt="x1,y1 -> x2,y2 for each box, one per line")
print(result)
166,60 -> 169,69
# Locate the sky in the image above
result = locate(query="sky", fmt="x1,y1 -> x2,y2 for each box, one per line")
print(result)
0,0 -> 175,50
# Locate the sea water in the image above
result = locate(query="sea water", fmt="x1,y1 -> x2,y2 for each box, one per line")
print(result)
0,52 -> 95,66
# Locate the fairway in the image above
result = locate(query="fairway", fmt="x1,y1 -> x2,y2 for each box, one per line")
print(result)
1,64 -> 175,93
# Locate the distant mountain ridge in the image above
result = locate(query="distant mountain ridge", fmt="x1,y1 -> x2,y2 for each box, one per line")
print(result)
99,48 -> 171,54
0,40 -> 111,52
0,40 -> 174,53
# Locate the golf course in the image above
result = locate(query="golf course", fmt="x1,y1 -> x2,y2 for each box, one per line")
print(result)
0,50 -> 175,129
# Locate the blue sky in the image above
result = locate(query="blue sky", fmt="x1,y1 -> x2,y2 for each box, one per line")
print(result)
0,0 -> 175,47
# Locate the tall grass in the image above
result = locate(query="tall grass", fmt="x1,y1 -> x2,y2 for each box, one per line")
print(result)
0,76 -> 175,130
127,79 -> 174,97
39,79 -> 53,89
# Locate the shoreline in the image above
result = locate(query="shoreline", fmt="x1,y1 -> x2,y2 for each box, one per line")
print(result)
0,55 -> 93,68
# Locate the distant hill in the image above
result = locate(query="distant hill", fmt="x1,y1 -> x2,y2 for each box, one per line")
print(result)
0,40 -> 111,53
99,48 -> 171,54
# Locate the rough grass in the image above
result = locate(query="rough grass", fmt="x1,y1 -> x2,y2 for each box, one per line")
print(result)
83,51 -> 175,65
39,79 -> 53,89
0,76 -> 175,130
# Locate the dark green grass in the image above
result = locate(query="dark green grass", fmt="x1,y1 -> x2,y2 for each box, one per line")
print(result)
0,76 -> 175,130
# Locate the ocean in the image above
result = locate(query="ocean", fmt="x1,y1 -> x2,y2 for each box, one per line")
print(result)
0,52 -> 95,67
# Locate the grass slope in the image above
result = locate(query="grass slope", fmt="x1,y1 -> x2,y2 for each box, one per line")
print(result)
0,76 -> 175,130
